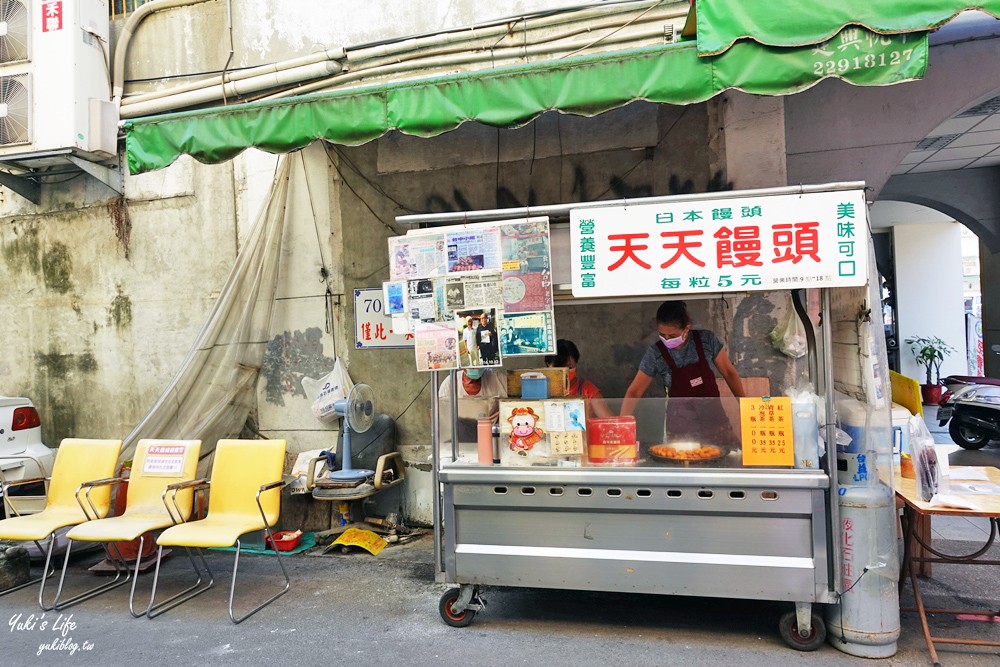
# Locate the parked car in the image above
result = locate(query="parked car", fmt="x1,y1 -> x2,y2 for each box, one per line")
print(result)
0,396 -> 55,517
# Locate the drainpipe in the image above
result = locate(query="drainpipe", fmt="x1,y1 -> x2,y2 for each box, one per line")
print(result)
112,0 -> 216,105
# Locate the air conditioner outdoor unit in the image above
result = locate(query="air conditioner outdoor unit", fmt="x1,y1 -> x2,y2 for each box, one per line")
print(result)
0,0 -> 116,162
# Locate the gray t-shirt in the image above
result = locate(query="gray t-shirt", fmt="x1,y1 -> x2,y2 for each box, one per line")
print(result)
637,329 -> 724,394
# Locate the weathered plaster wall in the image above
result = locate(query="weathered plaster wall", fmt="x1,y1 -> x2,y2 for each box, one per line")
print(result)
0,157 -> 239,445
118,0 -> 597,94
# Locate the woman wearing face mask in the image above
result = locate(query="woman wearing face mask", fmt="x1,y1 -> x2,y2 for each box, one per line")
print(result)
621,300 -> 744,443
545,339 -> 614,419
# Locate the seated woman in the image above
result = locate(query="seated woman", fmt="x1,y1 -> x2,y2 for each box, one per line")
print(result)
545,339 -> 614,419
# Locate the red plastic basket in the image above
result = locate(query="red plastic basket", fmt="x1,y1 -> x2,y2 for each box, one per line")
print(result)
265,531 -> 302,551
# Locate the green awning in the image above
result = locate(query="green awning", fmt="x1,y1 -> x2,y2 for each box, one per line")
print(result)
125,28 -> 926,175
694,0 -> 1000,55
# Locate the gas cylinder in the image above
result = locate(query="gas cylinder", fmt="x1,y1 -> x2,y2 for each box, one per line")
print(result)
826,482 -> 900,658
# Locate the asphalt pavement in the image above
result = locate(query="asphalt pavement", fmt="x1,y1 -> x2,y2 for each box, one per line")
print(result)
2,407 -> 999,666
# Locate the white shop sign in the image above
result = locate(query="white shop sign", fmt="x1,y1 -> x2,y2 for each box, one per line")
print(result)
569,189 -> 868,297
354,288 -> 414,349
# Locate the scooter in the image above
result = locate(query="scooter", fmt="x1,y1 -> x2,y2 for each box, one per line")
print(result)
941,374 -> 1000,397
937,380 -> 1000,449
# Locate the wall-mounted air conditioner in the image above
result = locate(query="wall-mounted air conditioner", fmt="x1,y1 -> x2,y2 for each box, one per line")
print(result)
0,0 -> 116,161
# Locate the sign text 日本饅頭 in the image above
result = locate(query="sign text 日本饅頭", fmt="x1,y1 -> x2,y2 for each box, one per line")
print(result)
569,189 -> 868,298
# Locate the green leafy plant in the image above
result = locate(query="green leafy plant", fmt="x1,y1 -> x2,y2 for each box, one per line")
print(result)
904,336 -> 956,386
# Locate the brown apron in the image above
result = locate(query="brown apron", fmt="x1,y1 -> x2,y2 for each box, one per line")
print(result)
658,331 -> 735,445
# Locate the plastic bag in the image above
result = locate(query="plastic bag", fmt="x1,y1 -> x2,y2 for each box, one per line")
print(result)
907,415 -> 939,502
769,307 -> 808,358
302,358 -> 354,423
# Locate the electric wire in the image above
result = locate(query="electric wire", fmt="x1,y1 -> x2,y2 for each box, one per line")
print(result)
324,143 -> 417,214
559,1 -> 661,59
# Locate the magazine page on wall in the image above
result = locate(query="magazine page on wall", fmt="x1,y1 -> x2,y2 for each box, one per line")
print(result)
388,234 -> 446,280
414,322 -> 459,372
441,272 -> 502,323
500,219 -> 553,314
454,307 -> 503,368
500,311 -> 556,357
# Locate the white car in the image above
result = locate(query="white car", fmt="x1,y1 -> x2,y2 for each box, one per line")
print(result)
0,396 -> 55,517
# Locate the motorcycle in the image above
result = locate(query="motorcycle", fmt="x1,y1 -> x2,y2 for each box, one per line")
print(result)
941,374 -> 1000,397
937,378 -> 1000,449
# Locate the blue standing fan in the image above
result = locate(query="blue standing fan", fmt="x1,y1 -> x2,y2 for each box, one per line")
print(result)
328,383 -> 376,482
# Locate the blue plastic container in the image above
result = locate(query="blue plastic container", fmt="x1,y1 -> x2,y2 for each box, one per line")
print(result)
520,373 -> 549,399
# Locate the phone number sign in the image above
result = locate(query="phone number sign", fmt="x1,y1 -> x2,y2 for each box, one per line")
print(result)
354,288 -> 413,349
570,188 -> 868,298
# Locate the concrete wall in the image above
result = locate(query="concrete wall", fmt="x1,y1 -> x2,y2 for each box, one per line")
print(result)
981,243 -> 1000,377
119,0 -> 597,93
785,32 -> 1000,199
893,222 -> 967,383
0,156 -> 241,444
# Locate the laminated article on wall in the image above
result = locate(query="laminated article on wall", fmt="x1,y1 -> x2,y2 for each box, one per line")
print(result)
390,217 -> 557,372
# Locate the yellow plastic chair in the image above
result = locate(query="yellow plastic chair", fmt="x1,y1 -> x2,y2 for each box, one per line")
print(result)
149,439 -> 290,623
53,439 -> 203,615
0,438 -> 122,610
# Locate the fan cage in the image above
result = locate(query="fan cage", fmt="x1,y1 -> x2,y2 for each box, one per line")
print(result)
0,0 -> 30,65
0,71 -> 31,146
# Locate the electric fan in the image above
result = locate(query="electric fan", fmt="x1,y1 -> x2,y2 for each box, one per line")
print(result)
328,383 -> 376,482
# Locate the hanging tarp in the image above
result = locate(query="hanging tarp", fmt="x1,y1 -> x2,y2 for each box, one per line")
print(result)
694,0 -> 1000,55
118,154 -> 295,468
124,28 -> 926,175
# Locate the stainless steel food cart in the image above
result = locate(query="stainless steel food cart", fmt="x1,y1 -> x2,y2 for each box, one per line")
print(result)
395,183 -> 886,650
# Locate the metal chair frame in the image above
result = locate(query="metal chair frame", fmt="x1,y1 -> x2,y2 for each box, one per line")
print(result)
0,440 -> 122,610
144,479 -> 216,619
0,469 -> 56,606
50,473 -> 213,616
48,478 -> 132,610
147,478 -> 291,623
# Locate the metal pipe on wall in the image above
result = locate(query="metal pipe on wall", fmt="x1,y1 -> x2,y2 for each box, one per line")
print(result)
256,23 -> 672,103
122,47 -> 348,107
120,60 -> 344,118
821,288 -> 842,594
112,0 -> 215,104
118,0 -> 683,115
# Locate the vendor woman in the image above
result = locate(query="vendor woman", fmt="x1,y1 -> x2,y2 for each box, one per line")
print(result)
621,301 -> 745,443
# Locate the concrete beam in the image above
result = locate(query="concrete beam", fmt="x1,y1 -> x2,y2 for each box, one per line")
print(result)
785,30 -> 1000,198
880,168 -> 1000,252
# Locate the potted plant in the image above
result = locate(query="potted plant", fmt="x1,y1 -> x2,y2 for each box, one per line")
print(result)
904,336 -> 956,404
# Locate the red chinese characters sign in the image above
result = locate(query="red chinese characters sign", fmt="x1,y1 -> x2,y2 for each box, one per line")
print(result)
570,188 -> 868,297
42,1 -> 63,32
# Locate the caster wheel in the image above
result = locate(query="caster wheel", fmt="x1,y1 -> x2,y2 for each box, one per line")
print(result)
779,610 -> 826,651
439,588 -> 476,627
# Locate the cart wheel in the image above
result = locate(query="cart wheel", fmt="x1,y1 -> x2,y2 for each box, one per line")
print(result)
779,611 -> 826,651
439,588 -> 476,627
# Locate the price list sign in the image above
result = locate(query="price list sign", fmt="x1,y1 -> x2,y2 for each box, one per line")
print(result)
740,397 -> 793,467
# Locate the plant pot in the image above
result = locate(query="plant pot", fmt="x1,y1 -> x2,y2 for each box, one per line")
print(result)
920,384 -> 943,405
